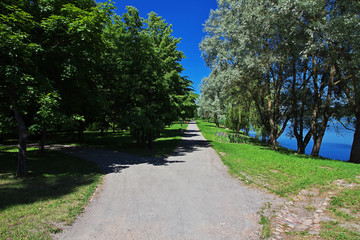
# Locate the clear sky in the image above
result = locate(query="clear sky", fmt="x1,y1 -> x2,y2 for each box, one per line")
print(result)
97,0 -> 218,94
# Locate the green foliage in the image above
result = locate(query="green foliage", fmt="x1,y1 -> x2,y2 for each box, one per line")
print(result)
101,7 -> 193,147
214,131 -> 250,144
199,0 -> 360,158
1,0 -> 194,175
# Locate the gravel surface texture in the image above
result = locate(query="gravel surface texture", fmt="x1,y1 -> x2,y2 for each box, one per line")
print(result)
55,122 -> 277,240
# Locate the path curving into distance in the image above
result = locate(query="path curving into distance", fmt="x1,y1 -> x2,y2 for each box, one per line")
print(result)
55,122 -> 278,240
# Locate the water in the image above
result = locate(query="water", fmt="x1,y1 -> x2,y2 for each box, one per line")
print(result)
249,122 -> 354,161
277,122 -> 354,161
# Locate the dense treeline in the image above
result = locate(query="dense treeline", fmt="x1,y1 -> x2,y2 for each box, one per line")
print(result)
0,0 -> 197,177
198,0 -> 359,163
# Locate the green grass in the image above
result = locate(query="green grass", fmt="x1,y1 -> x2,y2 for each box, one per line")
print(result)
45,123 -> 188,157
321,221 -> 360,240
0,123 -> 187,239
196,119 -> 360,239
196,119 -> 360,197
0,149 -> 102,240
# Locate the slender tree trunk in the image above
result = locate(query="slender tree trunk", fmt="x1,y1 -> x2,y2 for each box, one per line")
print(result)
141,129 -> 145,145
311,65 -> 334,157
39,128 -> 46,152
214,113 -> 219,127
148,128 -> 153,151
268,124 -> 278,150
13,108 -> 27,178
78,125 -> 84,142
311,134 -> 324,157
349,115 -> 360,163
296,131 -> 312,154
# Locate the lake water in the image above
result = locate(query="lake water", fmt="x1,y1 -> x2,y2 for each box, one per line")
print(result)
249,122 -> 354,161
277,122 -> 354,161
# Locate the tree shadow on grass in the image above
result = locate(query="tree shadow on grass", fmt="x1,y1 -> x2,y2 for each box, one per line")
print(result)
0,151 -> 101,210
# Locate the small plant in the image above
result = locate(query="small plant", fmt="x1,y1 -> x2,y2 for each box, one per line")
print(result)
228,133 -> 245,144
305,205 -> 316,212
215,131 -> 248,144
215,132 -> 229,142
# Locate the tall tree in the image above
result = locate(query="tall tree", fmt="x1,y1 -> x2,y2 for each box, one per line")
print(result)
0,0 -> 113,177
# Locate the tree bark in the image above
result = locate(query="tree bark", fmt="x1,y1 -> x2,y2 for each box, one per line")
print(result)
13,108 -> 27,178
39,128 -> 47,152
148,128 -> 153,151
214,113 -> 219,127
295,131 -> 312,154
349,115 -> 360,163
311,65 -> 334,157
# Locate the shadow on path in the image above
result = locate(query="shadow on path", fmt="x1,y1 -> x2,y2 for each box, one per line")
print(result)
67,149 -> 186,174
67,122 -> 211,174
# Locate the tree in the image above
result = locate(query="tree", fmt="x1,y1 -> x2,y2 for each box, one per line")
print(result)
201,0 -> 292,149
102,7 -> 191,150
0,0 -> 113,177
0,0 -> 42,177
200,0 -> 359,160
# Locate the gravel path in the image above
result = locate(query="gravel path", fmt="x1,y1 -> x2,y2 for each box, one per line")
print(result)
55,122 -> 277,240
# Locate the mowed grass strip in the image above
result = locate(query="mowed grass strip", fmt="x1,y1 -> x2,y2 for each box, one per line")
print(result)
0,150 -> 102,240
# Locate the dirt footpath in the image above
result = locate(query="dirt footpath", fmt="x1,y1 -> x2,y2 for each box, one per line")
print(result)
55,122 -> 279,240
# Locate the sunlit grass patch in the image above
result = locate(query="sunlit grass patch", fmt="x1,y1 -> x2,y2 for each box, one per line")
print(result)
196,119 -> 360,197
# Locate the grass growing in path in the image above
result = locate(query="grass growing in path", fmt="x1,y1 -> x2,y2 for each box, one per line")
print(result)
0,149 -> 102,240
196,119 -> 360,239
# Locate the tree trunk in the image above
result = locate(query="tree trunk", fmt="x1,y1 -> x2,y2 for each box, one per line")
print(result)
269,119 -> 278,150
349,115 -> 360,163
141,130 -> 145,145
39,128 -> 47,152
214,113 -> 219,127
296,130 -> 312,154
78,122 -> 84,142
13,108 -> 27,178
311,65 -> 334,157
311,134 -> 324,157
269,136 -> 278,150
148,129 -> 153,151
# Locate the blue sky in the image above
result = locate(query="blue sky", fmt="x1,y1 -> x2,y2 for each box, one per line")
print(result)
98,0 -> 218,94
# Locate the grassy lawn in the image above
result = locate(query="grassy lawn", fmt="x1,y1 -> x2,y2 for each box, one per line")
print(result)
196,119 -> 360,239
0,149 -> 102,240
0,123 -> 187,239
